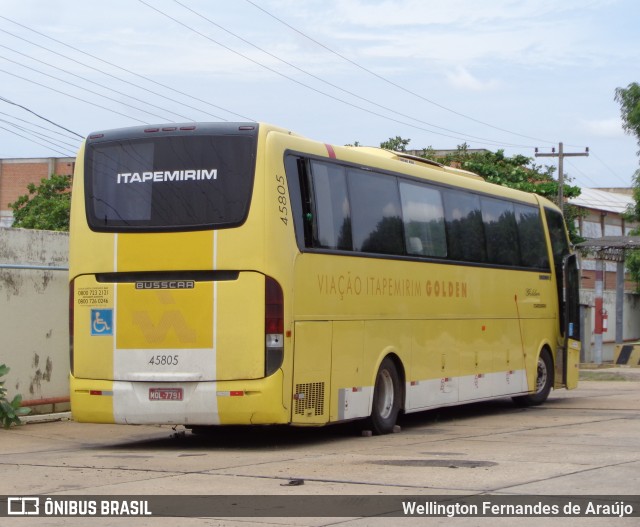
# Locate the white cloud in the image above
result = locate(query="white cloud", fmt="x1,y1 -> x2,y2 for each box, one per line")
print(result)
314,0 -> 590,28
271,0 -> 626,71
445,66 -> 499,91
580,118 -> 625,138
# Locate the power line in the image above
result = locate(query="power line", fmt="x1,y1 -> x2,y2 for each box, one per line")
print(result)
171,0 -> 532,149
0,69 -> 149,124
0,109 -> 79,142
140,0 -> 530,148
244,0 -> 557,146
565,159 -> 601,188
0,42 -> 195,122
0,25 -> 226,122
0,54 -> 181,123
592,152 -> 634,187
0,124 -> 75,156
0,15 -> 253,122
0,95 -> 82,138
0,117 -> 78,151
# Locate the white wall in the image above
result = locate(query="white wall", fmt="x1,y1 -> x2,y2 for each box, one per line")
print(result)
0,228 -> 69,413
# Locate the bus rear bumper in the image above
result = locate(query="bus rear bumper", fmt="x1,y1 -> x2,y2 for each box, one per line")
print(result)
70,371 -> 288,426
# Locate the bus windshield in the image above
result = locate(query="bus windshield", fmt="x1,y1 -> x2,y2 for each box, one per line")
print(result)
84,130 -> 257,231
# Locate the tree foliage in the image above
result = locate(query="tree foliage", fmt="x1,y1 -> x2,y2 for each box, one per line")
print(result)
615,83 -> 640,223
422,142 -> 581,200
625,249 -> 640,292
380,136 -> 411,152
9,174 -> 71,231
615,82 -> 640,155
615,82 -> 640,289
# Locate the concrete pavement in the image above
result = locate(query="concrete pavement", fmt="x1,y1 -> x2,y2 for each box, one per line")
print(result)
1,375 -> 639,527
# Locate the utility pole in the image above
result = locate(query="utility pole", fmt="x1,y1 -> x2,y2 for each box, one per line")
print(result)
535,142 -> 589,214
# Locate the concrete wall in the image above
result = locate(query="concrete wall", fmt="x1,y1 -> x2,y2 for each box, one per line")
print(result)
0,228 -> 69,413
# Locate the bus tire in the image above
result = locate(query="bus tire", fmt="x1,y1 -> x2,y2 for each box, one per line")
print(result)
367,357 -> 401,435
513,349 -> 553,407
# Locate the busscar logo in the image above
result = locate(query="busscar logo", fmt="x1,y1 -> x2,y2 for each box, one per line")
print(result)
116,169 -> 217,184
135,281 -> 195,290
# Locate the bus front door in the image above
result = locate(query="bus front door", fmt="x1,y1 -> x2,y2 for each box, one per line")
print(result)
563,253 -> 581,389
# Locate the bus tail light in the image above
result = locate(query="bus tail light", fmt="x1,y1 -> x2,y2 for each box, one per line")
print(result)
265,276 -> 284,376
69,279 -> 74,376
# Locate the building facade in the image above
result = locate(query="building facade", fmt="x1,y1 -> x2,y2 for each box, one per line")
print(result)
569,188 -> 640,361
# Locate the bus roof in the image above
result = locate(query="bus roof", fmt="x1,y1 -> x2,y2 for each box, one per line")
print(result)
344,146 -> 484,181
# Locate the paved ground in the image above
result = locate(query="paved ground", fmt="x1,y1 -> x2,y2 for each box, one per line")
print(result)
1,371 -> 639,526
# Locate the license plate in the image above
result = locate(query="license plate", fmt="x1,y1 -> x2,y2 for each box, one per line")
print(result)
149,388 -> 183,401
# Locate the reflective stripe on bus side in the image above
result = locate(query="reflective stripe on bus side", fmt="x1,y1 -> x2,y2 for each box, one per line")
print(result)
404,369 -> 528,413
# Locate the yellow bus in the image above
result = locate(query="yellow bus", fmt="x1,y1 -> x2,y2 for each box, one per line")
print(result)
69,122 -> 580,434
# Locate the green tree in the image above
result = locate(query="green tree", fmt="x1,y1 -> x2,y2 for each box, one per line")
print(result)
9,174 -> 72,231
615,82 -> 640,289
380,136 -> 411,152
615,82 -> 640,156
615,83 -> 640,222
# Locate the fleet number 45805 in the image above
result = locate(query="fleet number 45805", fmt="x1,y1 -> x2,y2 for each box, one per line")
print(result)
148,355 -> 179,366
276,174 -> 288,225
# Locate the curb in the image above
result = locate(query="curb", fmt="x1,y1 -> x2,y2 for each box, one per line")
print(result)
21,412 -> 72,424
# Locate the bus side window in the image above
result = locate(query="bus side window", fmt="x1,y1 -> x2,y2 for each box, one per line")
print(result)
399,180 -> 446,258
544,208 -> 570,264
544,207 -> 571,333
443,189 -> 487,263
296,157 -> 314,248
515,204 -> 549,269
309,160 -> 352,251
348,169 -> 404,255
481,196 -> 519,266
284,154 -> 312,250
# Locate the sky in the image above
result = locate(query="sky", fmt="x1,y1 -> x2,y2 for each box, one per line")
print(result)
0,0 -> 639,191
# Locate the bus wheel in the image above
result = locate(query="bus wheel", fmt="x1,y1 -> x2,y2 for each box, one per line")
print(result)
513,349 -> 553,407
367,357 -> 401,434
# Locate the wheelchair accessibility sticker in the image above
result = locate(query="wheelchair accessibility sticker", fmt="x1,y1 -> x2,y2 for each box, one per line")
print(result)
91,309 -> 113,336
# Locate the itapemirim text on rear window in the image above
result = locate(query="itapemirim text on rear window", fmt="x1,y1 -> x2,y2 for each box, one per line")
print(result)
85,133 -> 256,231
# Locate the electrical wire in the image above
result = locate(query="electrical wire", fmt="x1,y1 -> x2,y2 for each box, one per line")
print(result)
0,15 -> 253,122
0,117 -> 79,151
565,159 -> 602,189
0,43 -> 195,122
140,0 -> 531,148
244,0 -> 558,146
0,109 -> 81,142
0,54 -> 181,123
0,68 -> 150,124
171,0 -> 532,149
592,152 -> 635,186
0,95 -> 82,138
0,124 -> 75,156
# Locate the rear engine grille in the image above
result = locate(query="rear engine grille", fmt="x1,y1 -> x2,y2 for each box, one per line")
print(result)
294,382 -> 325,416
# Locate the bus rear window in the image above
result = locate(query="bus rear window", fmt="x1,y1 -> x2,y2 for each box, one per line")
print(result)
85,132 -> 256,231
